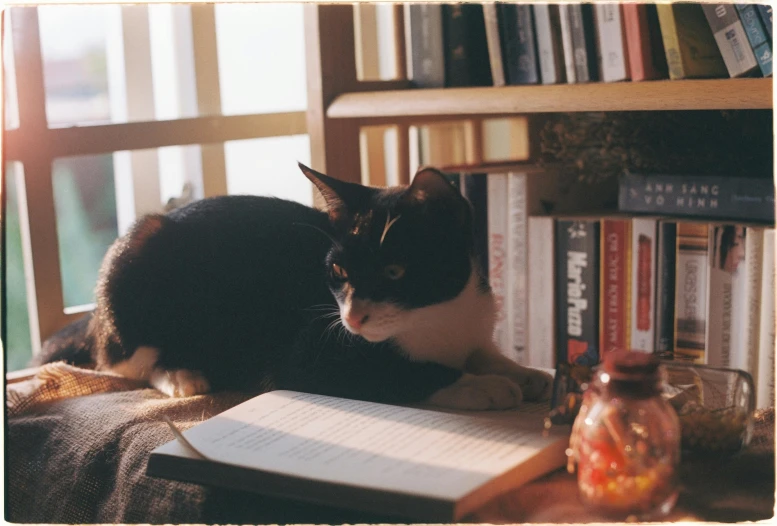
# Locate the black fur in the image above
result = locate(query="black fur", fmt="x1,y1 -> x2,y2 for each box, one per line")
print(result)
39,166 -> 478,404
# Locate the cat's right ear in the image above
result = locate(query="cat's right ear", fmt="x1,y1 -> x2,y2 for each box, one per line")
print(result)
298,162 -> 363,221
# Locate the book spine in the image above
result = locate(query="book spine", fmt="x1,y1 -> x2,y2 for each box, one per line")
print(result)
514,4 -> 540,84
736,4 -> 773,77
594,3 -> 629,82
706,225 -> 736,367
646,4 -> 670,79
555,219 -> 600,367
442,4 -> 492,87
674,223 -> 710,364
463,174 -> 489,280
739,227 -> 764,377
405,4 -> 445,88
508,173 -> 528,363
674,3 -> 729,78
756,228 -> 775,408
654,221 -> 677,358
655,4 -> 686,80
569,4 -> 597,82
488,173 -> 511,359
630,218 -> 657,353
600,218 -> 631,356
532,4 -> 564,84
528,216 -> 556,369
702,4 -> 758,78
756,4 -> 773,40
483,3 -> 507,87
623,3 -> 667,81
618,173 -> 775,223
558,4 -> 578,83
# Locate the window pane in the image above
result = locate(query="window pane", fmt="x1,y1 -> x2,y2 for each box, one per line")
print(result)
224,135 -> 312,206
4,162 -> 33,371
215,3 -> 307,115
4,13 -> 20,130
52,155 -> 119,308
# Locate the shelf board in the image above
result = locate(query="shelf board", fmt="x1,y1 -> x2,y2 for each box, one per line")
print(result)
327,78 -> 773,120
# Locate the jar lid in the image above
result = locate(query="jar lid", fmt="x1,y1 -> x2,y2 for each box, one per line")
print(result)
603,350 -> 660,380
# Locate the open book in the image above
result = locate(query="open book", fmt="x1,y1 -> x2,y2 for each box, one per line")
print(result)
146,390 -> 570,522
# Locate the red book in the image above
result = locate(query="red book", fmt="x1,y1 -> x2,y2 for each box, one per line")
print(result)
622,4 -> 668,81
600,218 -> 631,355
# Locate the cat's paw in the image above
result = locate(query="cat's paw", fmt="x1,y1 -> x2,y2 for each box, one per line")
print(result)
151,368 -> 211,398
508,367 -> 553,402
426,374 -> 523,410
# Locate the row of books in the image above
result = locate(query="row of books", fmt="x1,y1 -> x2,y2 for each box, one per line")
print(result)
404,3 -> 773,88
443,166 -> 775,409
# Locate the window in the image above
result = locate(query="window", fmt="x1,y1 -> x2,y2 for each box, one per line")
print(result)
3,4 -> 311,370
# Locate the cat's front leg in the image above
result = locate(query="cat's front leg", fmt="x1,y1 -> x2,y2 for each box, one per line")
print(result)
106,346 -> 211,398
464,347 -> 553,402
425,373 -> 523,410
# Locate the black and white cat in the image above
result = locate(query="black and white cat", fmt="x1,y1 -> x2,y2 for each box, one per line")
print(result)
38,164 -> 552,410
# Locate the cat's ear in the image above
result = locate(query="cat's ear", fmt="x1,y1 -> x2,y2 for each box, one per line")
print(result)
298,162 -> 364,220
404,166 -> 470,225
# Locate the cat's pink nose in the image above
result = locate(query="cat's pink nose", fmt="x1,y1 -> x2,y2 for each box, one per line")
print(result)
345,313 -> 370,330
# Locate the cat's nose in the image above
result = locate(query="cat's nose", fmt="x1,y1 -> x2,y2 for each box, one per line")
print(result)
345,313 -> 370,330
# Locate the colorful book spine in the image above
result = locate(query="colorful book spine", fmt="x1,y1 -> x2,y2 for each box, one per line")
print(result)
654,221 -> 677,358
507,172 -> 528,363
756,228 -> 775,408
555,219 -> 600,368
756,4 -> 773,40
483,3 -> 506,87
594,3 -> 630,82
568,4 -> 599,82
528,216 -> 556,369
404,3 -> 445,88
500,3 -> 540,85
462,174 -> 489,280
674,223 -> 710,364
739,227 -> 764,377
618,173 -> 775,223
487,173 -> 511,359
558,4 -> 577,83
656,3 -> 728,79
532,4 -> 565,84
599,218 -> 631,356
706,225 -> 737,368
622,3 -> 668,81
442,4 -> 492,87
702,3 -> 758,78
735,4 -> 773,77
630,218 -> 658,353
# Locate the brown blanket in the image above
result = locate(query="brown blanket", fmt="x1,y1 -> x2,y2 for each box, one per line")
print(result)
6,364 -> 776,523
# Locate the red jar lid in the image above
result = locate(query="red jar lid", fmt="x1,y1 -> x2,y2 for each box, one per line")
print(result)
603,350 -> 660,381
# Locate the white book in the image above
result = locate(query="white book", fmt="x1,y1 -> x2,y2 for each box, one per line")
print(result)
533,4 -> 563,84
594,3 -> 630,82
488,173 -> 512,360
507,172 -> 528,363
630,218 -> 657,352
757,229 -> 775,409
706,225 -> 744,368
527,216 -> 555,369
483,3 -> 506,87
735,227 -> 764,376
557,5 -> 577,84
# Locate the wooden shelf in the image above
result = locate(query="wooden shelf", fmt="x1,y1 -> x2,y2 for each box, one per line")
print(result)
327,78 -> 773,121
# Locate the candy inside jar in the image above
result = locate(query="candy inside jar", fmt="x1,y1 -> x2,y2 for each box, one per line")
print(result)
568,351 -> 681,520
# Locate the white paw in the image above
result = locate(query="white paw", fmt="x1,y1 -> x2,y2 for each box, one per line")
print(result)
426,374 -> 523,410
509,368 -> 553,402
151,368 -> 211,398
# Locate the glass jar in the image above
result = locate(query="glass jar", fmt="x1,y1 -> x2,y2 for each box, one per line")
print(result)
569,351 -> 681,520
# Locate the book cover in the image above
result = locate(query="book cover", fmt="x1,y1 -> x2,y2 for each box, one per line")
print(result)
483,3 -> 507,87
527,216 -> 555,370
404,4 -> 445,88
756,4 -> 773,40
756,228 -> 775,408
737,227 -> 764,377
507,172 -> 528,363
735,4 -> 773,77
600,218 -> 631,357
630,218 -> 658,353
462,174 -> 489,280
654,221 -> 677,359
555,218 -> 600,369
568,4 -> 599,82
442,4 -> 492,87
702,4 -> 758,78
674,223 -> 710,364
622,3 -> 668,81
618,173 -> 776,223
147,390 -> 570,522
558,4 -> 577,83
656,3 -> 728,79
594,3 -> 630,82
488,173 -> 511,359
532,4 -> 565,84
706,225 -> 738,368
499,3 -> 540,85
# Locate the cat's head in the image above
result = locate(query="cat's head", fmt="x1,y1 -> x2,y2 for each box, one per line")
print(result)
299,163 -> 476,343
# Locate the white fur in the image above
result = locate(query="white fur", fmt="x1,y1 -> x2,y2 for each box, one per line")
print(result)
107,346 -> 159,381
107,345 -> 210,398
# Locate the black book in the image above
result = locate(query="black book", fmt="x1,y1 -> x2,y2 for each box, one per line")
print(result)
618,173 -> 776,223
568,4 -> 599,82
499,3 -> 540,84
757,4 -> 773,40
654,221 -> 677,359
404,3 -> 445,88
462,174 -> 489,279
442,4 -> 493,87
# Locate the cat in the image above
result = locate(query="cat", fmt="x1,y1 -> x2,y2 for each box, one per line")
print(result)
37,163 -> 552,410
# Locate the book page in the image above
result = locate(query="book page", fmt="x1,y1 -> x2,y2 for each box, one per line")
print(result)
180,391 -> 566,501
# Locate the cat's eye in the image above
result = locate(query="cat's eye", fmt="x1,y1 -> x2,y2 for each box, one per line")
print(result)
332,263 -> 348,281
383,264 -> 406,280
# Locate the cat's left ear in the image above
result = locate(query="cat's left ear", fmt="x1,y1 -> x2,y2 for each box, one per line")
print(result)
404,166 -> 470,224
298,162 -> 365,221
